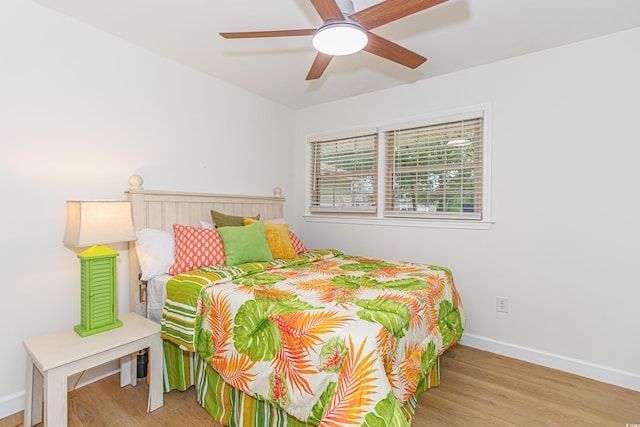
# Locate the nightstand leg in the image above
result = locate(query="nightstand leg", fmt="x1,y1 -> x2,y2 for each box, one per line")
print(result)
120,354 -> 136,387
24,354 -> 43,426
44,368 -> 68,427
147,335 -> 163,412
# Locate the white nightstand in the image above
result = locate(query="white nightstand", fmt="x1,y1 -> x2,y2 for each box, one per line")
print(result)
23,312 -> 163,427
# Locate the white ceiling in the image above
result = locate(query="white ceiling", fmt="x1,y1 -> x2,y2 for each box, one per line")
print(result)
33,0 -> 640,110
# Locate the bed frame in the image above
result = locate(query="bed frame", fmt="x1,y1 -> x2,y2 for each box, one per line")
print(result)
125,174 -> 285,312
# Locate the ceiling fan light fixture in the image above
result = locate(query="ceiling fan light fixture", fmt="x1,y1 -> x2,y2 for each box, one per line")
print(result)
312,22 -> 368,56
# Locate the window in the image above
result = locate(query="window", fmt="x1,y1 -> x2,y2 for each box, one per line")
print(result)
384,113 -> 484,220
306,105 -> 491,228
309,132 -> 378,214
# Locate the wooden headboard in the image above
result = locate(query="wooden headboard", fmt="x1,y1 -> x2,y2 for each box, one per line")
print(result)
125,175 -> 285,312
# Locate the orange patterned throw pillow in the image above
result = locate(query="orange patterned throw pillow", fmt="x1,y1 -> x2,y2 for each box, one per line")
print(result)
289,231 -> 308,254
168,224 -> 225,275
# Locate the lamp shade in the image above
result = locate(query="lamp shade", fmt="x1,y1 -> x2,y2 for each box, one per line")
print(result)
63,201 -> 136,247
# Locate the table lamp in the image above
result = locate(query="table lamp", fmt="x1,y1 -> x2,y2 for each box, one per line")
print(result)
63,201 -> 136,337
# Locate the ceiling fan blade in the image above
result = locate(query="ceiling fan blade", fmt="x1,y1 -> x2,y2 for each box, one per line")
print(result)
363,32 -> 426,69
351,0 -> 447,30
306,53 -> 333,80
220,29 -> 316,39
309,0 -> 345,21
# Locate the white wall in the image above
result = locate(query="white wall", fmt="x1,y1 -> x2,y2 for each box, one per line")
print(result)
0,0 -> 294,416
293,28 -> 640,390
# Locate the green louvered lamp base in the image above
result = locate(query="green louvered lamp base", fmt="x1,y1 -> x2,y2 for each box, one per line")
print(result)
75,245 -> 123,337
74,318 -> 123,337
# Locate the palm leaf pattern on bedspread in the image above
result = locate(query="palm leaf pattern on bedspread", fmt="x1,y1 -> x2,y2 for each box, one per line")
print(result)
162,251 -> 464,426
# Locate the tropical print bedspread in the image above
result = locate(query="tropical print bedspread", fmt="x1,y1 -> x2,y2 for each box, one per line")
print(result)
162,251 -> 339,350
161,250 -> 464,426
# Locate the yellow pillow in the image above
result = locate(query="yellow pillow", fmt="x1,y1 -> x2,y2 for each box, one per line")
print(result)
243,218 -> 297,259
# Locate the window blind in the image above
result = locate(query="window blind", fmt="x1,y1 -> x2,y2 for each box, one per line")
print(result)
384,116 -> 484,219
309,133 -> 378,213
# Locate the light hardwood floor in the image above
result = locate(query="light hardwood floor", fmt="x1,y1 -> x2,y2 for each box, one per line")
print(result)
4,345 -> 638,427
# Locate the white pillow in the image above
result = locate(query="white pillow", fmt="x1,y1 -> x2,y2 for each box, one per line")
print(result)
200,220 -> 216,229
135,228 -> 175,281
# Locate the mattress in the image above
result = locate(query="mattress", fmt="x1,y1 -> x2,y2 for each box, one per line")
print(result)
146,273 -> 170,324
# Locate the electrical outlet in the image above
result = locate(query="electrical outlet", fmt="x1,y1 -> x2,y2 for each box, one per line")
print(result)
496,296 -> 509,313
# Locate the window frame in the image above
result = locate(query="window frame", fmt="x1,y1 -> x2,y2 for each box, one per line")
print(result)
304,104 -> 493,230
383,111 -> 485,221
308,130 -> 379,215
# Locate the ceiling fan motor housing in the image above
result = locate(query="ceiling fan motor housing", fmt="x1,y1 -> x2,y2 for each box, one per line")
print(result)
335,0 -> 355,15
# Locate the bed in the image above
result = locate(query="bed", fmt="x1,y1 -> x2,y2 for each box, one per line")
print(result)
126,175 -> 465,427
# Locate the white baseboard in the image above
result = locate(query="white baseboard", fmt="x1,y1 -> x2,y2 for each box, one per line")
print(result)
0,361 -> 120,420
0,391 -> 24,421
460,333 -> 640,392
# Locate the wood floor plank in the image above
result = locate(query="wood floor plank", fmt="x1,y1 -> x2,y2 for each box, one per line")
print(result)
4,345 -> 638,427
416,345 -> 640,427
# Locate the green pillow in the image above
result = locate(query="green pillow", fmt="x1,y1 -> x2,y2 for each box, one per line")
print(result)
217,221 -> 273,265
210,210 -> 260,227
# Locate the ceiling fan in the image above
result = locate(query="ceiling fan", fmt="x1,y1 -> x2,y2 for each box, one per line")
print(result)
220,0 -> 447,80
